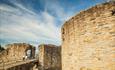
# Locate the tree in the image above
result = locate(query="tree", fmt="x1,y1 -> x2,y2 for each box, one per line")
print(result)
0,45 -> 5,52
105,0 -> 115,2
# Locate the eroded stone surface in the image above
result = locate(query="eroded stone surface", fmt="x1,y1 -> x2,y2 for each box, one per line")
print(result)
62,2 -> 115,70
0,43 -> 35,62
38,44 -> 61,70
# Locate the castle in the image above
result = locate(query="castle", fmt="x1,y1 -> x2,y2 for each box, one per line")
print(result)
0,1 -> 115,70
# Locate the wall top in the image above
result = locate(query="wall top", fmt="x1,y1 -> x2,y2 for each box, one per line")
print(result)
62,1 -> 115,29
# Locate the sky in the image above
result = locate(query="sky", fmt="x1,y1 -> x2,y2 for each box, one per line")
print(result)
0,0 -> 107,47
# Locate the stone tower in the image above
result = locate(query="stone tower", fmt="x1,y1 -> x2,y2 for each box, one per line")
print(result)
38,44 -> 61,70
62,2 -> 115,70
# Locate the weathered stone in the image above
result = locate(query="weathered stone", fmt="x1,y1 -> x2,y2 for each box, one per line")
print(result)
62,2 -> 115,70
38,44 -> 61,70
7,62 -> 37,70
0,43 -> 35,63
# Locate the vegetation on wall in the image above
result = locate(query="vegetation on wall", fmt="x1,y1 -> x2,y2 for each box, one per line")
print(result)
0,45 -> 5,52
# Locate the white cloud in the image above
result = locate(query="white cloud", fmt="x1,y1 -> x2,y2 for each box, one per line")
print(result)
43,0 -> 72,22
0,1 -> 62,46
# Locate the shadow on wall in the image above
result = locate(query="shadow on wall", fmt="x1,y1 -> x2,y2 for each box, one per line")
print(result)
44,67 -> 61,70
7,61 -> 38,70
38,64 -> 61,70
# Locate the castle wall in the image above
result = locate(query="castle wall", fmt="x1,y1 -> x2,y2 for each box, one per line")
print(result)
38,44 -> 61,70
62,2 -> 115,70
0,43 -> 35,63
7,61 -> 37,70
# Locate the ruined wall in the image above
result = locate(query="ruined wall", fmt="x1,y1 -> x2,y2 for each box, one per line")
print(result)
0,43 -> 35,63
38,44 -> 61,70
62,2 -> 115,70
7,61 -> 38,70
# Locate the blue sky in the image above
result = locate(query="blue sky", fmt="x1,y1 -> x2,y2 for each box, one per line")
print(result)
0,0 -> 107,47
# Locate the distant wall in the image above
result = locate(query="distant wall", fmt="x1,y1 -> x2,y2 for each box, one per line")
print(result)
0,43 -> 35,62
38,44 -> 61,70
62,2 -> 115,70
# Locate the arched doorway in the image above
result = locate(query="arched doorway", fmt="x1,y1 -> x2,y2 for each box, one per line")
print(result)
25,47 -> 35,59
26,49 -> 31,59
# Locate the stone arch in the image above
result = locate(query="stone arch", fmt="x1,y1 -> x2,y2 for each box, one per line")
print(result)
25,45 -> 35,59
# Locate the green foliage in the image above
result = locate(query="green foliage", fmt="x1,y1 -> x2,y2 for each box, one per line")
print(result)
0,45 -> 5,52
106,0 -> 115,2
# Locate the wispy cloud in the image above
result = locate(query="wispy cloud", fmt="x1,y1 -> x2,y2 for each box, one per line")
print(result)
0,0 -> 68,46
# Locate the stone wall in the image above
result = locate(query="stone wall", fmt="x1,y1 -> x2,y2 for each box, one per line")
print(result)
62,1 -> 115,70
38,44 -> 61,70
0,43 -> 35,63
7,61 -> 38,70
